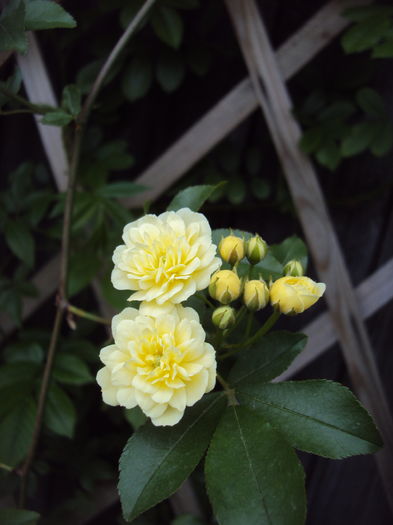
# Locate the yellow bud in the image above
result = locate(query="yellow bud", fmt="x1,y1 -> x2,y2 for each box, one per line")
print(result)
212,306 -> 236,330
243,279 -> 269,311
209,270 -> 241,304
270,276 -> 326,315
246,235 -> 268,265
283,260 -> 304,277
218,235 -> 245,265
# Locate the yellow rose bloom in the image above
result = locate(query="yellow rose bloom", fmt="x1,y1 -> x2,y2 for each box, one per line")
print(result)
96,306 -> 216,426
111,208 -> 221,311
270,276 -> 326,314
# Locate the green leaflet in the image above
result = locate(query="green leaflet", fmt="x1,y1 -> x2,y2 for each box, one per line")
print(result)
237,380 -> 383,459
228,331 -> 307,385
119,393 -> 226,522
167,183 -> 225,212
205,406 -> 306,525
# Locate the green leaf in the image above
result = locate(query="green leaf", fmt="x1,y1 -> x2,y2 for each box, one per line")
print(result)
238,380 -> 383,459
315,141 -> 341,171
151,6 -> 183,49
0,508 -> 40,525
122,56 -> 153,102
228,331 -> 307,385
44,383 -> 76,438
0,398 -> 36,467
341,16 -> 390,54
370,120 -> 393,156
372,38 -> 393,58
356,87 -> 385,117
41,110 -> 73,127
156,49 -> 185,92
68,250 -> 99,297
299,127 -> 322,154
250,176 -> 270,200
250,252 -> 284,281
226,176 -> 246,205
53,354 -> 93,385
4,342 -> 44,364
25,0 -> 76,30
96,140 -> 135,171
318,101 -> 356,122
0,287 -> 22,324
62,84 -> 81,116
0,0 -> 27,54
4,219 -> 35,267
124,407 -> 147,430
0,67 -> 22,108
270,235 -> 308,271
167,183 -> 226,211
119,0 -> 146,30
205,406 -> 306,525
119,393 -> 226,522
343,5 -> 393,22
341,122 -> 378,157
98,182 -> 145,199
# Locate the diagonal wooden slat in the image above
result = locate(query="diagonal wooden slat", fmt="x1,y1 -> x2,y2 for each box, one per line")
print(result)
123,0 -> 371,208
225,0 -> 393,511
17,33 -> 69,192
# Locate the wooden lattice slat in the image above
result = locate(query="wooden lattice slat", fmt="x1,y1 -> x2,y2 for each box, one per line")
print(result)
225,0 -> 393,511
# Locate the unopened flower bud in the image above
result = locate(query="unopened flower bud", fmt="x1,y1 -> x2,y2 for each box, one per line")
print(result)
212,306 -> 236,330
283,260 -> 304,277
209,270 -> 241,305
243,279 -> 269,311
246,235 -> 268,265
218,235 -> 245,265
270,276 -> 326,315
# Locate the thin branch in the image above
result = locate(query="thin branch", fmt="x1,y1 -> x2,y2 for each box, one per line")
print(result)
18,0 -> 157,508
67,303 -> 111,326
0,84 -> 52,112
0,108 -> 37,116
80,0 -> 156,125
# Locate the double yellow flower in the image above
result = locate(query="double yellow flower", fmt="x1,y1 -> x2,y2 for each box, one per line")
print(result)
97,208 -> 221,426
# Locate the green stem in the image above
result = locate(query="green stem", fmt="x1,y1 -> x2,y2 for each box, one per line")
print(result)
0,109 -> 37,116
18,0 -> 157,508
223,305 -> 246,337
0,462 -> 13,472
196,292 -> 214,308
0,84 -> 53,113
245,311 -> 254,338
221,309 -> 280,352
216,373 -> 238,406
67,304 -> 110,325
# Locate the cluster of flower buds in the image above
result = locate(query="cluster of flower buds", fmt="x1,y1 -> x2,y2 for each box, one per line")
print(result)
210,233 -> 271,329
210,233 -> 326,328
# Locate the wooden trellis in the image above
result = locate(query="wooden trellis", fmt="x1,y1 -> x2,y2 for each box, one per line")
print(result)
1,0 -> 393,521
